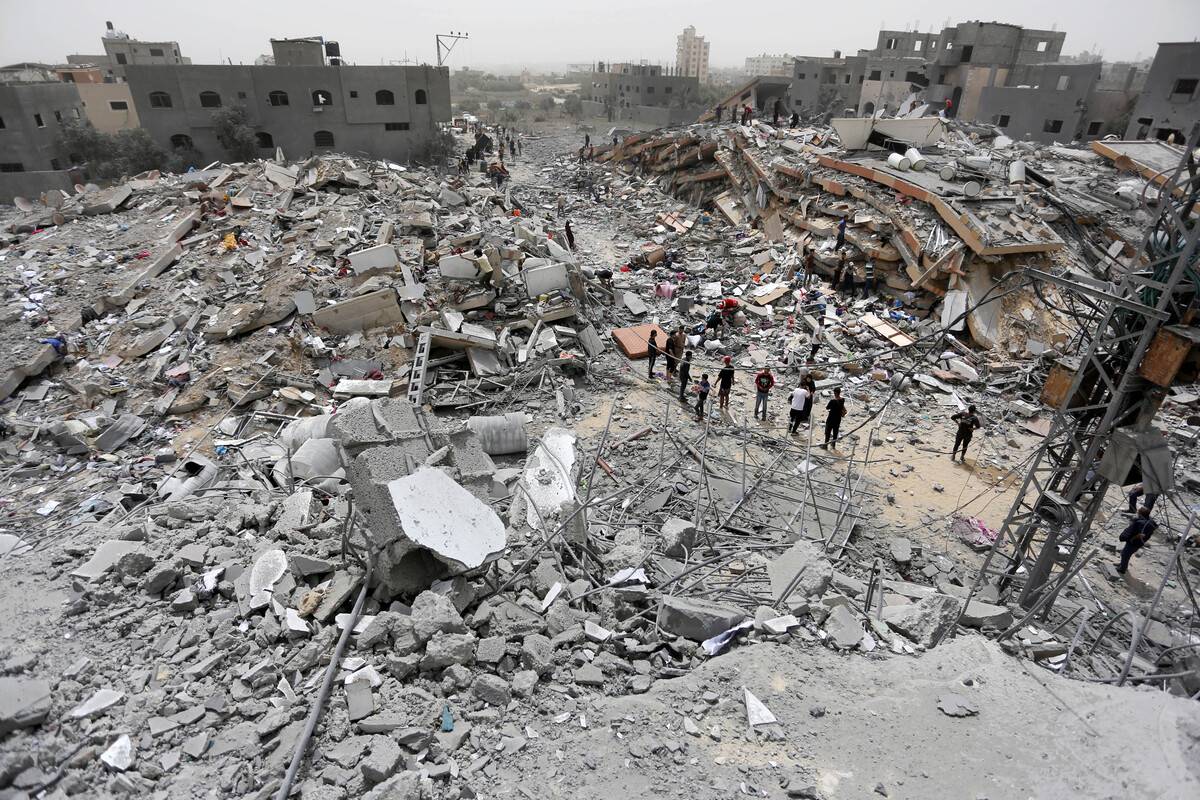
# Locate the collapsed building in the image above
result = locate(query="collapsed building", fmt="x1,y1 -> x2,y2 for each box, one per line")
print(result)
0,108 -> 1198,800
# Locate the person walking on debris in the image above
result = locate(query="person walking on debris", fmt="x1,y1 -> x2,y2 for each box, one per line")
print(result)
836,216 -> 847,249
1117,506 -> 1158,574
565,220 -> 575,251
790,111 -> 799,127
585,133 -> 591,149
578,146 -> 586,165
646,330 -> 660,380
696,373 -> 711,421
718,356 -> 734,410
950,405 -> 982,462
834,251 -> 848,288
773,98 -> 783,127
754,366 -> 775,420
803,247 -> 816,288
679,350 -> 693,403
809,320 -> 825,362
789,382 -> 810,434
802,373 -> 816,420
670,327 -> 687,374
823,387 -> 845,448
714,105 -> 723,123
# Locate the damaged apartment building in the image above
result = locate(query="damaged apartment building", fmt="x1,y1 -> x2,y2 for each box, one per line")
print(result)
724,20 -> 1184,146
582,61 -> 704,127
126,36 -> 451,165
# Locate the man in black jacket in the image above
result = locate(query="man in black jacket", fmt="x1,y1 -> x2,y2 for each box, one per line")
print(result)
951,405 -> 982,462
1117,507 -> 1157,574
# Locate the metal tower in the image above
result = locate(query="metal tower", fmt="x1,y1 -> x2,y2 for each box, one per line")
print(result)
962,125 -> 1200,619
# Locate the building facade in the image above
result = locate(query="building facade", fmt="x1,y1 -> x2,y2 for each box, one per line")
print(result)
744,54 -> 795,78
125,62 -> 451,163
0,82 -> 86,201
54,66 -> 139,134
1124,43 -> 1200,142
675,26 -> 710,84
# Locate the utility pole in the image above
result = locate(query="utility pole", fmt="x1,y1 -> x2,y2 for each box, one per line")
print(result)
436,32 -> 469,67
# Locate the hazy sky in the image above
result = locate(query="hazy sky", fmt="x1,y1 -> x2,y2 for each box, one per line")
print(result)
1,0 -> 1196,70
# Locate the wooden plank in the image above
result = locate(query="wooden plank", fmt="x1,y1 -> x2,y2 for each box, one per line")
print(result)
860,313 -> 915,347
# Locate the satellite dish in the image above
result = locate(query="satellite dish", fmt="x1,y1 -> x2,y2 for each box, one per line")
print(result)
13,196 -> 34,212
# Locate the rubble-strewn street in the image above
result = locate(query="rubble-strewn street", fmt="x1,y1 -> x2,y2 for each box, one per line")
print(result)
0,114 -> 1198,800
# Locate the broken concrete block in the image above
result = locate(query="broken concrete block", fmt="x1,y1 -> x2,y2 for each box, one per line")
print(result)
70,688 -> 124,719
100,734 -> 134,772
768,540 -> 834,603
346,680 -> 374,722
889,537 -> 913,565
657,597 -> 746,642
410,590 -> 467,643
622,291 -> 648,316
959,600 -> 1013,630
71,541 -> 143,581
438,254 -> 479,280
83,183 -> 132,215
363,772 -> 422,800
472,674 -> 511,706
881,593 -> 961,647
0,678 -> 52,734
523,262 -> 570,297
360,736 -> 401,785
511,670 -> 538,698
312,289 -> 402,334
659,517 -> 697,558
823,604 -> 863,649
574,664 -> 605,686
381,466 -> 506,578
520,634 -> 554,676
420,632 -> 476,671
347,244 -> 399,275
519,427 -> 577,529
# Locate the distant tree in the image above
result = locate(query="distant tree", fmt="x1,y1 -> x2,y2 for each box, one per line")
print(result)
487,99 -> 505,111
211,105 -> 257,162
538,95 -> 556,112
563,93 -> 583,119
514,100 -> 532,111
57,120 -> 172,180
457,99 -> 481,113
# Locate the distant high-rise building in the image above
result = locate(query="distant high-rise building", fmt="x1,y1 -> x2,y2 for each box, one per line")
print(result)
744,54 -> 795,77
675,26 -> 710,84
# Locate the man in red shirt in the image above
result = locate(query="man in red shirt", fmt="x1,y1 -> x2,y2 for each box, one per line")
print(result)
754,367 -> 774,420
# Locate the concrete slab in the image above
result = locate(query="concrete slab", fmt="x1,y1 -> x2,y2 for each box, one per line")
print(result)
385,467 -> 506,570
312,290 -> 403,334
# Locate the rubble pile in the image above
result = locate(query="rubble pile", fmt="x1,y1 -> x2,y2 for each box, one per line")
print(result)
0,122 -> 1197,799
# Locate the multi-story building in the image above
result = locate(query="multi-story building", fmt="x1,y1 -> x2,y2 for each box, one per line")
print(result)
0,79 -> 86,200
66,22 -> 189,82
744,54 -> 795,78
125,36 -> 451,163
582,62 -> 702,126
1124,42 -> 1200,142
675,26 -> 710,84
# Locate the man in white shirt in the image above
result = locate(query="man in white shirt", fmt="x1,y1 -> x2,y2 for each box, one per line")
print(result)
789,385 -> 810,434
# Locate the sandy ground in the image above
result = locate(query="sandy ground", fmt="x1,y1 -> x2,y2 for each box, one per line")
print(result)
505,637 -> 1200,799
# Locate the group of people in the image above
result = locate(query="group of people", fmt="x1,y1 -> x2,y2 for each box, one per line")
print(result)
712,102 -> 801,128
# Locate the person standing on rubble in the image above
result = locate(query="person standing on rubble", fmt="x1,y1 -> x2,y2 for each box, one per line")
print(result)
663,329 -> 679,378
678,350 -> 693,403
803,247 -> 816,288
717,356 -> 735,410
809,320 -> 825,362
670,327 -> 687,375
753,366 -> 775,420
790,111 -> 799,127
950,405 -> 982,462
823,388 -> 845,448
802,373 -> 816,420
714,105 -> 723,123
772,98 -> 783,127
647,330 -> 661,380
585,133 -> 591,149
788,383 -> 810,434
836,217 -> 847,250
565,220 -> 575,251
696,373 -> 711,421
